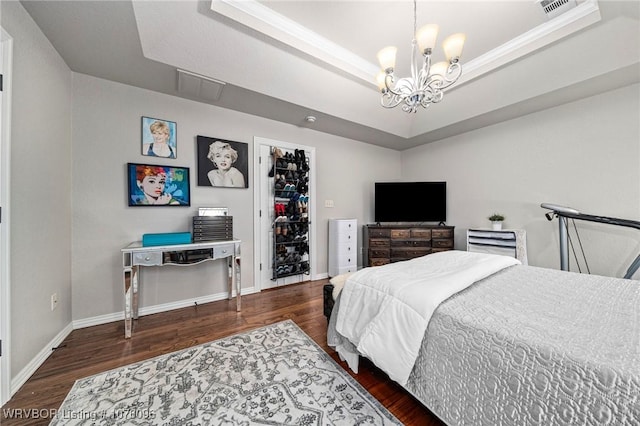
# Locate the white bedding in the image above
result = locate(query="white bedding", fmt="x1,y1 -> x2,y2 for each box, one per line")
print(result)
334,250 -> 520,385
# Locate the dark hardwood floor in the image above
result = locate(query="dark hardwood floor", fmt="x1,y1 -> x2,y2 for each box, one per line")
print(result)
1,279 -> 445,425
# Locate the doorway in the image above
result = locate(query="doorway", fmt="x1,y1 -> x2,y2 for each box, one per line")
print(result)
253,137 -> 316,291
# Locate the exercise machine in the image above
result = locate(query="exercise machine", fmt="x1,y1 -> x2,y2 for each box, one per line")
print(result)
541,203 -> 640,278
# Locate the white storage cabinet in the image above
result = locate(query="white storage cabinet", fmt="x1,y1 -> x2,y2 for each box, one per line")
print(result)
328,219 -> 357,277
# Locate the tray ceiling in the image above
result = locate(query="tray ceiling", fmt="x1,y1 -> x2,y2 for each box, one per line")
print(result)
20,0 -> 640,150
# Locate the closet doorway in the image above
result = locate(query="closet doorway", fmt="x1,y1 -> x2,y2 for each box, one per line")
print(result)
254,137 -> 316,291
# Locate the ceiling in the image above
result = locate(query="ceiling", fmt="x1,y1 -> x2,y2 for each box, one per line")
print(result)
20,0 -> 640,151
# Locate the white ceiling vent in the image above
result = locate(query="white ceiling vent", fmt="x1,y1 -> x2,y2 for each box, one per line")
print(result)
177,69 -> 226,102
537,0 -> 577,19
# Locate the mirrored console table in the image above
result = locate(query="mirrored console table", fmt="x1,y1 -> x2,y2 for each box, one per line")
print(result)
121,239 -> 241,338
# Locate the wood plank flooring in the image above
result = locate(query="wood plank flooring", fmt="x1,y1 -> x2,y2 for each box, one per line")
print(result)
1,279 -> 445,426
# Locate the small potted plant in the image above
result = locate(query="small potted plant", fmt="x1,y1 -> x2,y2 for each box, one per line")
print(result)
488,213 -> 505,230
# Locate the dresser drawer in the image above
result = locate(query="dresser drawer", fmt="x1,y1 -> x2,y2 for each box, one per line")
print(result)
368,228 -> 390,238
390,239 -> 430,247
336,242 -> 357,257
390,229 -> 411,239
432,239 -> 454,248
369,248 -> 390,258
370,258 -> 390,266
369,238 -> 390,247
432,228 -> 453,239
391,247 -> 431,258
334,232 -> 356,244
411,228 -> 432,238
133,251 -> 163,266
213,244 -> 235,258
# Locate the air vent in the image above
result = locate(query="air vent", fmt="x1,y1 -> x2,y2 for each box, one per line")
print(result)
537,0 -> 577,19
177,69 -> 226,102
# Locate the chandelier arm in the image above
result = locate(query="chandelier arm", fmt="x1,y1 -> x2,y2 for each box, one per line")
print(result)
435,63 -> 463,89
384,74 -> 417,98
381,92 -> 406,109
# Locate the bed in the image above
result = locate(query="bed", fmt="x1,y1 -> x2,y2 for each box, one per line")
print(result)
326,250 -> 640,425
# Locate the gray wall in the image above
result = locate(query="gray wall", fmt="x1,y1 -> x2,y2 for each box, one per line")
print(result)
402,84 -> 640,278
1,2 -> 73,377
71,73 -> 401,321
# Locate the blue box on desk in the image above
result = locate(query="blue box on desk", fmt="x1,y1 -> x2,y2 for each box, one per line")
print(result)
142,232 -> 192,247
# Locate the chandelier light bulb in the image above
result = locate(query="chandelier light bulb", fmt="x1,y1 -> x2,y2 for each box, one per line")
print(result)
443,33 -> 466,63
416,24 -> 439,53
377,46 -> 397,72
430,61 -> 449,77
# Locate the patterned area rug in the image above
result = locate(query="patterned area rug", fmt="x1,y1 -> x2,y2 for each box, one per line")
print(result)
51,320 -> 401,425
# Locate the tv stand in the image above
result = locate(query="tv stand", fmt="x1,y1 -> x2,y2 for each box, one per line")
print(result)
438,221 -> 446,226
363,224 -> 454,267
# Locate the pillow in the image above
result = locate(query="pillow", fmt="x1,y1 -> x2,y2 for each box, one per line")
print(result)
329,272 -> 354,300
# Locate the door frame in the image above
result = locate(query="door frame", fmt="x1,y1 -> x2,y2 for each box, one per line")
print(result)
253,136 -> 316,291
0,28 -> 13,406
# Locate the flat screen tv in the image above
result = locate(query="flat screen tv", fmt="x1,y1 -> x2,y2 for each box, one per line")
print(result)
374,181 -> 446,223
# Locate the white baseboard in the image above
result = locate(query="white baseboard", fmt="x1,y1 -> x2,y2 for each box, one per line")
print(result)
11,287 -> 260,399
73,287 -> 258,329
11,323 -> 73,398
313,272 -> 329,280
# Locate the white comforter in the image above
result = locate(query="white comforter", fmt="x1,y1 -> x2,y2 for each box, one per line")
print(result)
335,250 -> 520,385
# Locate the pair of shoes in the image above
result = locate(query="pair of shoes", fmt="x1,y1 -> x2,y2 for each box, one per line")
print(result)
274,264 -> 293,277
294,149 -> 309,172
269,148 -> 283,177
282,183 -> 296,197
275,177 -> 286,190
296,178 -> 308,193
274,203 -> 286,217
297,195 -> 308,214
274,209 -> 288,234
296,243 -> 309,255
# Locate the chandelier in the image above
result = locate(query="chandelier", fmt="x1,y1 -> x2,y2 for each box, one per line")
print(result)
376,0 -> 466,113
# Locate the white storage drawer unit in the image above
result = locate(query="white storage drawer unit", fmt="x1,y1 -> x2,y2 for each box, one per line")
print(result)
329,219 -> 357,277
467,228 -> 528,264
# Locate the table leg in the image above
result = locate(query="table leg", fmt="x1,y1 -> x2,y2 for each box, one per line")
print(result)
227,257 -> 232,300
123,267 -> 132,339
132,265 -> 139,319
235,256 -> 241,311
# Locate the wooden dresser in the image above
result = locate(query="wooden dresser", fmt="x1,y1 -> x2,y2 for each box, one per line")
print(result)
364,224 -> 455,266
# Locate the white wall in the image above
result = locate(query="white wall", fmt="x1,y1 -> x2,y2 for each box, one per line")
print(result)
71,73 -> 401,321
402,84 -> 640,278
1,2 -> 73,377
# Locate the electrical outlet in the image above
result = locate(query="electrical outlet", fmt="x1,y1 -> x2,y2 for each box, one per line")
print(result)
324,199 -> 334,208
51,293 -> 58,311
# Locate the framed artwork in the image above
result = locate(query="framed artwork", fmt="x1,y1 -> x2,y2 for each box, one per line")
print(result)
196,136 -> 249,188
141,116 -> 177,159
127,163 -> 190,206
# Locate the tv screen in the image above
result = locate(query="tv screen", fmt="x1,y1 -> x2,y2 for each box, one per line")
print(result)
375,181 -> 446,223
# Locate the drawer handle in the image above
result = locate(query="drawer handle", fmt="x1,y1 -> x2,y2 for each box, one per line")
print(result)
145,256 -> 151,261
221,249 -> 227,254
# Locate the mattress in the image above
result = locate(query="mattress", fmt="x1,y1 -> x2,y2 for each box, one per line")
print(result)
329,264 -> 640,425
